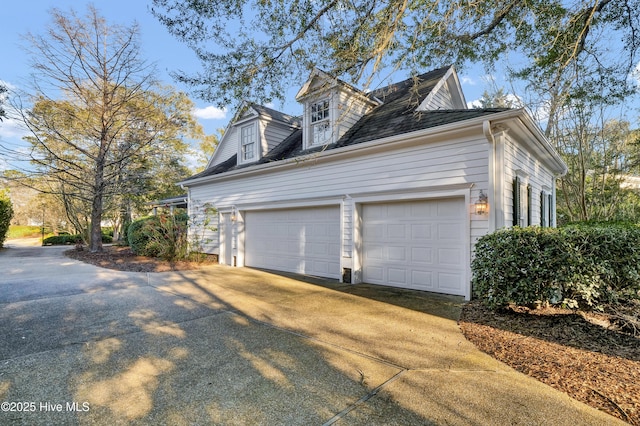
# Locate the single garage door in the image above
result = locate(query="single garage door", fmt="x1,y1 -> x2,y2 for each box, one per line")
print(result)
362,198 -> 467,296
245,206 -> 341,279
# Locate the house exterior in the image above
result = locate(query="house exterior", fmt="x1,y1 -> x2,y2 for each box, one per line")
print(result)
180,66 -> 567,299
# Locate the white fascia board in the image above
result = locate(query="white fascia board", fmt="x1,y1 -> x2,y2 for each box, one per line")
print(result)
510,112 -> 567,176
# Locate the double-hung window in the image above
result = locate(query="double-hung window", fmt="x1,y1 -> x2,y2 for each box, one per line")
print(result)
512,174 -> 530,227
241,124 -> 256,161
310,99 -> 331,146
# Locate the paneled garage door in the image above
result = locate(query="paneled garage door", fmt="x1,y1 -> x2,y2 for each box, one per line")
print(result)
245,206 -> 341,279
362,198 -> 467,296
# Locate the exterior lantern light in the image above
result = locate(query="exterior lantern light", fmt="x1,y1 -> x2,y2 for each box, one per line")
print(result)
230,207 -> 237,222
475,190 -> 489,215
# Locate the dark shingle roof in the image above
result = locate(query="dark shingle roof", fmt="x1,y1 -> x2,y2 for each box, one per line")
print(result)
185,67 -> 510,181
250,103 -> 301,127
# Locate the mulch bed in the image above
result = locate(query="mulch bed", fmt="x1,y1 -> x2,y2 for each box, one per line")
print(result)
65,246 -> 638,424
460,301 -> 640,425
64,245 -> 217,272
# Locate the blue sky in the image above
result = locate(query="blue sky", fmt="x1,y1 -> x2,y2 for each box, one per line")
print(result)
0,1 -> 500,165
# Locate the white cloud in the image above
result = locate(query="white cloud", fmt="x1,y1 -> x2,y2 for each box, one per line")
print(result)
0,117 -> 29,141
192,106 -> 227,120
460,76 -> 477,86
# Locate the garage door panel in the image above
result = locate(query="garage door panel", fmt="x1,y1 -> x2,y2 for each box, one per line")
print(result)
245,206 -> 341,279
411,247 -> 433,263
388,246 -> 407,261
387,224 -> 407,238
411,270 -> 433,287
363,198 -> 466,296
410,224 -> 432,240
388,268 -> 407,285
438,248 -> 463,266
438,199 -> 465,216
437,223 -> 463,240
438,272 -> 464,292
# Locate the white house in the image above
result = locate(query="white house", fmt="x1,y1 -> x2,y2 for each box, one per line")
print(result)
180,66 -> 567,299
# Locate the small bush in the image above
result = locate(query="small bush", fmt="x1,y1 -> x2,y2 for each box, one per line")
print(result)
43,233 -> 111,245
128,214 -> 188,260
0,191 -> 13,248
43,235 -> 82,245
128,216 -> 159,256
472,225 -> 640,310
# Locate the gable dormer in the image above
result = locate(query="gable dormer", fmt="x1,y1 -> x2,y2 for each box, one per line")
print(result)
233,105 -> 260,165
230,103 -> 301,166
296,69 -> 379,150
416,66 -> 467,111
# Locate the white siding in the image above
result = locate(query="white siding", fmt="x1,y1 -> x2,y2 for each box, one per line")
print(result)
336,90 -> 374,140
188,134 -> 490,270
422,86 -> 455,110
262,120 -> 297,153
502,134 -> 555,227
210,127 -> 239,167
188,198 -> 220,254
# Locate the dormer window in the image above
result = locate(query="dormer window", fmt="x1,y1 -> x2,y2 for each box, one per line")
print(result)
240,123 -> 256,161
310,99 -> 331,146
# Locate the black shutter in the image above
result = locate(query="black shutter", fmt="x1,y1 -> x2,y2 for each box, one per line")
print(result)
540,191 -> 546,227
548,194 -> 553,227
527,185 -> 532,226
512,176 -> 520,226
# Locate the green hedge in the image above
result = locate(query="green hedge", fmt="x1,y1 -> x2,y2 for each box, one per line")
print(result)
43,235 -> 82,245
472,225 -> 640,310
0,191 -> 13,248
43,233 -> 113,245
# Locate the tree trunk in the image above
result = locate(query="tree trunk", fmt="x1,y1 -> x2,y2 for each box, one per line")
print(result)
89,161 -> 105,252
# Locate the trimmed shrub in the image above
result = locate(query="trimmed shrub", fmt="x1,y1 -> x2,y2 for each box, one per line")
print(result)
43,233 -> 111,245
472,225 -> 640,310
127,214 -> 188,260
43,235 -> 82,245
0,191 -> 14,248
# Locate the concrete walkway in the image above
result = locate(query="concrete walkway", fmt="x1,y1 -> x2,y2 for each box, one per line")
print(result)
0,240 -> 624,425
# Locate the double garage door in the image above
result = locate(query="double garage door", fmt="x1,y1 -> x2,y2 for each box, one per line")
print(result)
244,198 -> 466,296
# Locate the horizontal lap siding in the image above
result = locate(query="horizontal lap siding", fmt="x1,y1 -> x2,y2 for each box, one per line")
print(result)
210,127 -> 238,167
503,136 -> 555,227
199,139 -> 486,202
263,121 -> 296,153
189,135 -> 490,258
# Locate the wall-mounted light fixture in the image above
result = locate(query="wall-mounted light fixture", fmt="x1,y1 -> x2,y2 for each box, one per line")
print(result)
230,206 -> 237,222
475,190 -> 489,215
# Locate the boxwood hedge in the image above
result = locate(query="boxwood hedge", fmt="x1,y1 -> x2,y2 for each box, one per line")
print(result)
472,224 -> 640,310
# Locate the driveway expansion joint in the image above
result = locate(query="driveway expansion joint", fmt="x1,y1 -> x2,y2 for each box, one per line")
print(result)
322,370 -> 408,426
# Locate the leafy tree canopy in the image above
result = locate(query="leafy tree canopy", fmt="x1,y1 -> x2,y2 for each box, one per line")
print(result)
151,0 -> 640,107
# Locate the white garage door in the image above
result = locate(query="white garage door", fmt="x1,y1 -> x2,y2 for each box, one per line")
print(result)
362,198 -> 467,296
245,206 -> 341,279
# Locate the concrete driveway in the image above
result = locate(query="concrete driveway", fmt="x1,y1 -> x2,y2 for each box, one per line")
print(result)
0,241 -> 623,425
